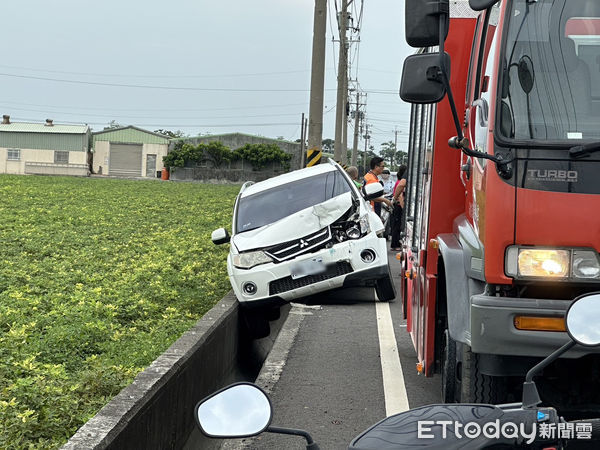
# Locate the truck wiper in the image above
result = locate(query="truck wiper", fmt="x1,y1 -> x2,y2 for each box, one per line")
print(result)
569,142 -> 600,158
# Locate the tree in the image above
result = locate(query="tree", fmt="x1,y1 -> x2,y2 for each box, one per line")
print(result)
321,138 -> 334,152
203,141 -> 232,167
379,141 -> 397,168
154,129 -> 187,139
233,143 -> 292,171
104,120 -> 122,130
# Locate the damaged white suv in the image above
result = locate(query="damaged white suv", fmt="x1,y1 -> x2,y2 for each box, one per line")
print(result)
212,160 -> 395,320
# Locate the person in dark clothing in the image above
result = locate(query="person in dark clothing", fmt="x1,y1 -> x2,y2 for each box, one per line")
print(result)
390,165 -> 408,251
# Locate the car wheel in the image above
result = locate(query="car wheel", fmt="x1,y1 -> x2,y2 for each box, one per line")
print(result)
241,309 -> 271,339
375,272 -> 396,302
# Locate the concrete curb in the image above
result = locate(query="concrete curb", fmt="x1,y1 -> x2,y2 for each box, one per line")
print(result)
62,292 -> 290,450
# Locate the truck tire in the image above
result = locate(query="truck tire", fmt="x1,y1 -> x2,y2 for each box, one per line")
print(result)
375,272 -> 396,302
460,345 -> 507,403
441,329 -> 458,403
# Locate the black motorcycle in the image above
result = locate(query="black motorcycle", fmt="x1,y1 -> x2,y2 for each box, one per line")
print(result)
195,292 -> 600,449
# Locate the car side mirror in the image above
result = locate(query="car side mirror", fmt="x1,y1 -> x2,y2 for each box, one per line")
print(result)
405,0 -> 449,48
362,182 -> 384,201
211,227 -> 230,245
400,52 -> 451,104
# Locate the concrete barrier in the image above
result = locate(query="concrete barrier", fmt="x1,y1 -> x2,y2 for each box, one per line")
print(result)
62,292 -> 290,450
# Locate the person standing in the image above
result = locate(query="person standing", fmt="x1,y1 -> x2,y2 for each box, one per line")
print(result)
363,157 -> 393,216
380,169 -> 395,196
390,165 -> 407,251
346,166 -> 363,189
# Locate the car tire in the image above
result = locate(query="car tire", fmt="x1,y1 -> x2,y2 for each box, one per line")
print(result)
241,309 -> 271,340
441,329 -> 458,403
460,344 -> 508,403
375,272 -> 396,302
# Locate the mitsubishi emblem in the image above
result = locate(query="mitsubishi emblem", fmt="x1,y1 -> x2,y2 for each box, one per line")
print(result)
299,239 -> 309,249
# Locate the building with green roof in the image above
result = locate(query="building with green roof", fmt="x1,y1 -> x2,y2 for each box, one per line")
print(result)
0,115 -> 90,176
92,126 -> 170,178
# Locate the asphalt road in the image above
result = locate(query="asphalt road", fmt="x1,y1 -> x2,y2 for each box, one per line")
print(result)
221,249 -> 439,450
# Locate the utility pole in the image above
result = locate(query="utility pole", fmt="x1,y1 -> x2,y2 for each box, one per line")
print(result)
393,127 -> 399,170
307,0 -> 327,167
341,95 -> 348,165
351,91 -> 360,166
363,123 -> 370,174
333,0 -> 348,162
300,113 -> 306,167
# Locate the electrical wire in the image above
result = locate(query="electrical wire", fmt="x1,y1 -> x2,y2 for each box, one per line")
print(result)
0,72 -> 336,93
0,64 -> 310,79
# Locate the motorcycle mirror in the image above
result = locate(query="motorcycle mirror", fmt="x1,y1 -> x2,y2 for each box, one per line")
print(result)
195,383 -> 272,438
566,292 -> 600,347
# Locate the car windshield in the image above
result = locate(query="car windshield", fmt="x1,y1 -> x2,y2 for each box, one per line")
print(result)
500,0 -> 600,142
236,170 -> 352,233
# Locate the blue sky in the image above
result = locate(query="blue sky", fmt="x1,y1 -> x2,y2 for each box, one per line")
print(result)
1,0 -> 412,151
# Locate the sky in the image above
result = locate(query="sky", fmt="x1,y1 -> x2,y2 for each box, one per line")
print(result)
1,0 -> 413,153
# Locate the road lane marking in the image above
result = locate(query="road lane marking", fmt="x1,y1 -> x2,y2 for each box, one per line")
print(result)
376,302 -> 410,416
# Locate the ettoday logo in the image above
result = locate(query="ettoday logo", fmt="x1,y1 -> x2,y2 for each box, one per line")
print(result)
417,420 -> 593,444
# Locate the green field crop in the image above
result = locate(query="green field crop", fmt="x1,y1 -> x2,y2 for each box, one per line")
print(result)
0,175 -> 239,449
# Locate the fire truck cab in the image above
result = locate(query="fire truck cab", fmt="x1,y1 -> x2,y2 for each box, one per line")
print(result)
399,0 -> 600,408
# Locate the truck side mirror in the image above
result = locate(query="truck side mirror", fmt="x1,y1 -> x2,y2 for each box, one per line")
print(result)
405,0 -> 449,48
400,52 -> 451,104
469,0 -> 500,11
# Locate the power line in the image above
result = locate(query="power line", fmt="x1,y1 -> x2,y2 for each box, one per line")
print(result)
0,64 -> 311,79
0,105 -> 305,121
0,72 -> 337,93
10,116 -> 299,128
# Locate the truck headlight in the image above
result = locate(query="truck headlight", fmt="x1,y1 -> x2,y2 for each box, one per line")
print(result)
572,250 -> 600,279
232,250 -> 273,269
506,246 -> 600,280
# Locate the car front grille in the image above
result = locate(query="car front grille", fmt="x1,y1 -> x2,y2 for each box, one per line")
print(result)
264,226 -> 332,262
269,261 -> 353,295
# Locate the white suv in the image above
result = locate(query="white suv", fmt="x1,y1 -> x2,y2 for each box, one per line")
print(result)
212,160 -> 395,326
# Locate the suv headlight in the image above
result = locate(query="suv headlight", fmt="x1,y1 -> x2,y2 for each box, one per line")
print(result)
359,214 -> 371,235
505,246 -> 600,281
232,250 -> 273,269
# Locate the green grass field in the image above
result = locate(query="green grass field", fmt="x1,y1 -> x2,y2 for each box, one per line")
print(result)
0,175 -> 239,449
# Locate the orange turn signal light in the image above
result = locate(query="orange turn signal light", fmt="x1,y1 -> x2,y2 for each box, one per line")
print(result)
514,316 -> 566,332
416,362 -> 424,374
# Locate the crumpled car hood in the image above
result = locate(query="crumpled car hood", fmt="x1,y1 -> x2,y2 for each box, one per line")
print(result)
233,192 -> 354,252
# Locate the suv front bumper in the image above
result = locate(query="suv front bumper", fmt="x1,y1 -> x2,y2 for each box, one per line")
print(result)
229,233 -> 389,307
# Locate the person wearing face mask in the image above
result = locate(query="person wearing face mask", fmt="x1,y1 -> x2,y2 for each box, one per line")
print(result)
380,169 -> 395,196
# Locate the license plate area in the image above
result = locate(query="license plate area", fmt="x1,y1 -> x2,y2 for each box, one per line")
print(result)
290,257 -> 326,279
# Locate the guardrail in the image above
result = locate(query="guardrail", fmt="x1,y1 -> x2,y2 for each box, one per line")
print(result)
62,292 -> 290,450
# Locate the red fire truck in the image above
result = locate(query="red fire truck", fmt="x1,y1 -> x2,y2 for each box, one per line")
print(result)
398,0 -> 600,408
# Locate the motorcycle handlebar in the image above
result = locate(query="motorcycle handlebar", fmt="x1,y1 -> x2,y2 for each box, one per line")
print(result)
566,418 -> 600,441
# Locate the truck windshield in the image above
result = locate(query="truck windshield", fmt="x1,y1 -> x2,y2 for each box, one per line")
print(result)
500,0 -> 600,142
236,170 -> 353,233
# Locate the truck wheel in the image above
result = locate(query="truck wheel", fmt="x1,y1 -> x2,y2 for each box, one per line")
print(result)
241,309 -> 270,339
375,273 -> 396,302
441,329 -> 458,403
460,345 -> 507,403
